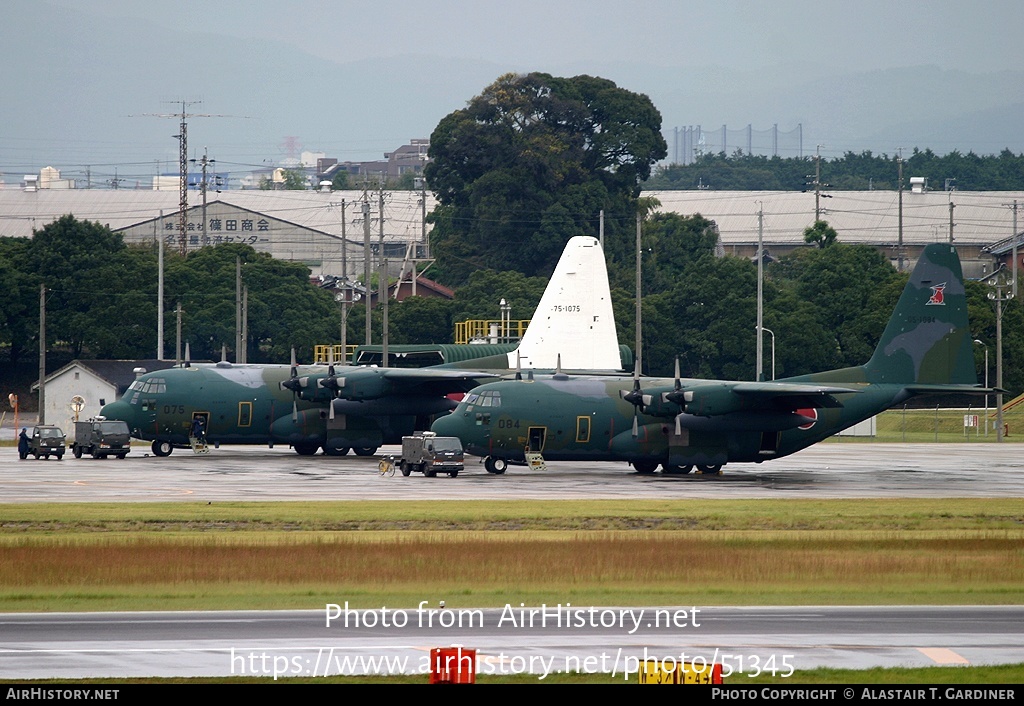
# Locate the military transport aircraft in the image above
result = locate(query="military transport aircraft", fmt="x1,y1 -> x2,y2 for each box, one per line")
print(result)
100,235 -> 625,457
432,243 -> 990,475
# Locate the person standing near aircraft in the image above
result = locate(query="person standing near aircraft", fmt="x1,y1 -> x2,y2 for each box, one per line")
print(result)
190,417 -> 206,443
18,428 -> 30,460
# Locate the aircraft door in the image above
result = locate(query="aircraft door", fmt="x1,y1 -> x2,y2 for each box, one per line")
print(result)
191,411 -> 210,437
527,426 -> 547,453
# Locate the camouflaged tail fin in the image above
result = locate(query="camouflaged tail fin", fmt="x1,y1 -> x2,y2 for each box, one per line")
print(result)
863,243 -> 977,386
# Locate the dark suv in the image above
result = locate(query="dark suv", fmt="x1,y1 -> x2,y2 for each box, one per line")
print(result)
27,425 -> 66,460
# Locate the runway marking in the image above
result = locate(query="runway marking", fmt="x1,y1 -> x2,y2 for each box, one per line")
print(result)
917,647 -> 969,664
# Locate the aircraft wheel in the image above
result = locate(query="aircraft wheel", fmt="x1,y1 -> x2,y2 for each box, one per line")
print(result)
293,443 -> 319,456
697,464 -> 723,475
400,461 -> 412,477
353,447 -> 377,457
484,457 -> 507,474
632,460 -> 658,474
662,464 -> 693,475
152,440 -> 173,457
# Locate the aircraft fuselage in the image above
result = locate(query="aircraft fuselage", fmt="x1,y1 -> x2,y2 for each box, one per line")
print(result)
431,374 -> 907,470
101,362 -> 453,455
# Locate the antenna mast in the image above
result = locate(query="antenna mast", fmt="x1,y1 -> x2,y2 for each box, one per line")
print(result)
138,100 -> 236,256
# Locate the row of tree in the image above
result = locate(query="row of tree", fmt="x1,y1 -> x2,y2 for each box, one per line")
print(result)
645,149 -> 1024,191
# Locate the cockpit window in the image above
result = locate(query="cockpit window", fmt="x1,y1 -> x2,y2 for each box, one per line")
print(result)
138,379 -> 167,394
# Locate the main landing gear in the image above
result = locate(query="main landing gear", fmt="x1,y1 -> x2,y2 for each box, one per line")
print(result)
483,457 -> 507,474
152,440 -> 173,457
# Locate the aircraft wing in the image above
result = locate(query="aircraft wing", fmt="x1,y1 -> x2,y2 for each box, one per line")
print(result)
729,381 -> 859,410
374,368 -> 500,396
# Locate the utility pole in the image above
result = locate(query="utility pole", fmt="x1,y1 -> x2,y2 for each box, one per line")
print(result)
38,285 -> 46,425
756,204 -> 764,381
362,196 -> 372,346
989,271 -> 1013,442
241,286 -> 248,364
804,145 -> 830,221
176,302 -> 183,366
157,209 -> 164,360
948,199 -> 956,244
338,199 -> 349,360
635,212 -> 642,372
236,257 -> 242,362
190,148 -> 215,247
815,146 -> 821,220
897,151 -> 905,272
1004,199 -> 1019,298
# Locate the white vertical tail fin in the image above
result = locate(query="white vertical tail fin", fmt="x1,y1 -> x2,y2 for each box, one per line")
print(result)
510,235 -> 621,370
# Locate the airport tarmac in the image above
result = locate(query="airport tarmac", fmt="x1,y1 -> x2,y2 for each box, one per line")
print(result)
2,441 -> 1021,502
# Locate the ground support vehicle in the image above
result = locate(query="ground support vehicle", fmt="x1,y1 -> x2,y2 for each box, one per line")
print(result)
400,432 -> 464,477
72,417 -> 131,459
27,425 -> 66,460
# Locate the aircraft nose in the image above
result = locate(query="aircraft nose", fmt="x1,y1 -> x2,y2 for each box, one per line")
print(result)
101,401 -> 134,426
430,413 -> 464,438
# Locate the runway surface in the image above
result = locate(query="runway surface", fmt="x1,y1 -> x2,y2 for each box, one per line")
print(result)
2,606 -> 1022,680
2,441 -> 1022,502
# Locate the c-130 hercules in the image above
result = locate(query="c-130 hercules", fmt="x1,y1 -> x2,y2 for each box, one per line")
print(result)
100,236 -> 626,457
432,243 -> 992,475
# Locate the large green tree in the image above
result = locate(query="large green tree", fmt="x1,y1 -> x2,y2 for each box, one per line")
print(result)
0,237 -> 38,363
424,72 -> 667,285
22,215 -> 155,359
163,244 -> 338,363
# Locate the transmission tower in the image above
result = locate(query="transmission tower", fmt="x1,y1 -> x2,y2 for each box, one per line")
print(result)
139,101 -> 233,255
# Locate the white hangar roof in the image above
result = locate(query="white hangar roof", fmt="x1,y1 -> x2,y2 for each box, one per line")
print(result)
647,190 -> 1024,247
0,189 -> 437,242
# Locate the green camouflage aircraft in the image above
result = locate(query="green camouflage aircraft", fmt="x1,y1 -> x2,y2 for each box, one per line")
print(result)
99,236 -> 626,457
432,243 -> 990,475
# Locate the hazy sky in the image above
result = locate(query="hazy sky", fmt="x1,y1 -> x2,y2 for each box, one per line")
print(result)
52,0 -> 1023,74
4,1 -> 1022,176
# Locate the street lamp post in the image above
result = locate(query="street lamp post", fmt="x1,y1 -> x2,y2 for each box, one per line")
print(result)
499,298 -> 511,343
763,327 -> 776,380
988,271 -> 1014,442
974,339 -> 989,437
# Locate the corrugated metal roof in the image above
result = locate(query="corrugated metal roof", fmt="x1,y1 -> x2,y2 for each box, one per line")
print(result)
649,190 -> 1024,246
0,189 -> 437,240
